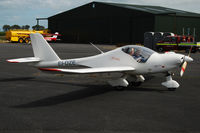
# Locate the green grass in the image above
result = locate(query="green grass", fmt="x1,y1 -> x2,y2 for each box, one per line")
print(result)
0,32 -> 5,36
0,35 -> 6,43
0,36 -> 6,40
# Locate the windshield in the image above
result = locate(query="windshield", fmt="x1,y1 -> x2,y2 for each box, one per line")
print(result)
122,46 -> 155,63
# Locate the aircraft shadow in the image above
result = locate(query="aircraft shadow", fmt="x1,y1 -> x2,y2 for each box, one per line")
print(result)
7,76 -> 167,108
13,85 -> 113,108
0,77 -> 35,82
126,87 -> 168,93
13,86 -> 167,109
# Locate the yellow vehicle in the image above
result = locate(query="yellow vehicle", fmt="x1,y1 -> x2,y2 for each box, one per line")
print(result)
6,30 -> 48,43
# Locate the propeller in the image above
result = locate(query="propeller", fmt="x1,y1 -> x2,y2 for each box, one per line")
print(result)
180,47 -> 193,77
180,61 -> 187,77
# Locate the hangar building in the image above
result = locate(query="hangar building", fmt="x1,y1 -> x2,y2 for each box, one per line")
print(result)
48,1 -> 200,44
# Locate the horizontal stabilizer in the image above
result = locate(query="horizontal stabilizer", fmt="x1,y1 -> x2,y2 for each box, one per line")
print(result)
39,66 -> 135,74
7,57 -> 40,63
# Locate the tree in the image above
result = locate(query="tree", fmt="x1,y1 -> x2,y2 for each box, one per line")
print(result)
21,25 -> 30,30
11,25 -> 21,29
32,25 -> 45,30
3,25 -> 11,31
21,25 -> 25,29
25,25 -> 30,30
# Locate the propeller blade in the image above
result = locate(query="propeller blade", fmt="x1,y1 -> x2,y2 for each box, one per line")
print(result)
180,61 -> 187,77
180,46 -> 193,77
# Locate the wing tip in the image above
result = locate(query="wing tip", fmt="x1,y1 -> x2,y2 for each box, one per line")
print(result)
7,60 -> 19,63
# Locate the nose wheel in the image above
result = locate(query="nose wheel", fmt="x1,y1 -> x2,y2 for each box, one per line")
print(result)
162,73 -> 180,90
168,88 -> 176,91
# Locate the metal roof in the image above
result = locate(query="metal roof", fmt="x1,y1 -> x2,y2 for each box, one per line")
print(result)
99,2 -> 200,17
49,1 -> 200,18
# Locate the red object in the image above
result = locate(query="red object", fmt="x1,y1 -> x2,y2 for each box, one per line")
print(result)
7,60 -> 19,63
43,32 -> 61,42
157,35 -> 195,52
181,67 -> 185,72
39,68 -> 61,72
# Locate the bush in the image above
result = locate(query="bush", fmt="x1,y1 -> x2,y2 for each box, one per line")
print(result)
0,32 -> 5,36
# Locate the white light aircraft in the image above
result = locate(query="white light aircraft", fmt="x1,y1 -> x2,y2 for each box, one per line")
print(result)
7,33 -> 193,90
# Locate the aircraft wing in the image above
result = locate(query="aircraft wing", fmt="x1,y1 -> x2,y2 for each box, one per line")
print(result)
39,66 -> 135,74
7,57 -> 40,63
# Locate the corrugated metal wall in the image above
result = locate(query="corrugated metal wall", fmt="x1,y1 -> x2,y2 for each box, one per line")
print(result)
48,2 -> 154,44
155,15 -> 200,41
49,2 -> 200,44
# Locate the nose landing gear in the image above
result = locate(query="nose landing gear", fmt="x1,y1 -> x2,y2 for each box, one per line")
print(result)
161,73 -> 179,91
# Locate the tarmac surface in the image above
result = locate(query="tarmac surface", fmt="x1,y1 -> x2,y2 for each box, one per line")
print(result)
0,43 -> 200,133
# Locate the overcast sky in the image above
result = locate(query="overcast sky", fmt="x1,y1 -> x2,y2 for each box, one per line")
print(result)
1,0 -> 200,31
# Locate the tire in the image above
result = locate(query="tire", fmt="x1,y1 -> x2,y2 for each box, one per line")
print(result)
18,38 -> 24,43
25,38 -> 30,44
115,86 -> 125,91
129,82 -> 142,87
168,88 -> 176,91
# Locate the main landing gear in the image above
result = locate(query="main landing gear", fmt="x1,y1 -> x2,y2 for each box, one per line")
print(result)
108,77 -> 129,91
109,75 -> 144,91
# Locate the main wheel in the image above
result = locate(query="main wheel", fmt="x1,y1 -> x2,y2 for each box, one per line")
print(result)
129,81 -> 142,87
115,86 -> 125,91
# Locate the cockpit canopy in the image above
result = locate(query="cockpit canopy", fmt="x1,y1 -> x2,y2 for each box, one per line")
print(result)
122,45 -> 155,63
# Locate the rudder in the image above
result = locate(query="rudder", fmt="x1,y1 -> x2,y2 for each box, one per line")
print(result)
30,33 -> 60,62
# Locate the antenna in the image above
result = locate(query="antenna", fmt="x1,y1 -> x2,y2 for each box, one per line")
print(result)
193,28 -> 196,42
90,42 -> 104,54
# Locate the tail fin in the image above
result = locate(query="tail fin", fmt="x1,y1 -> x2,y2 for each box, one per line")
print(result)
30,33 -> 60,62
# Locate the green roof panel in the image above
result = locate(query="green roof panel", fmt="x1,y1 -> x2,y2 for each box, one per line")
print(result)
99,2 -> 200,17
